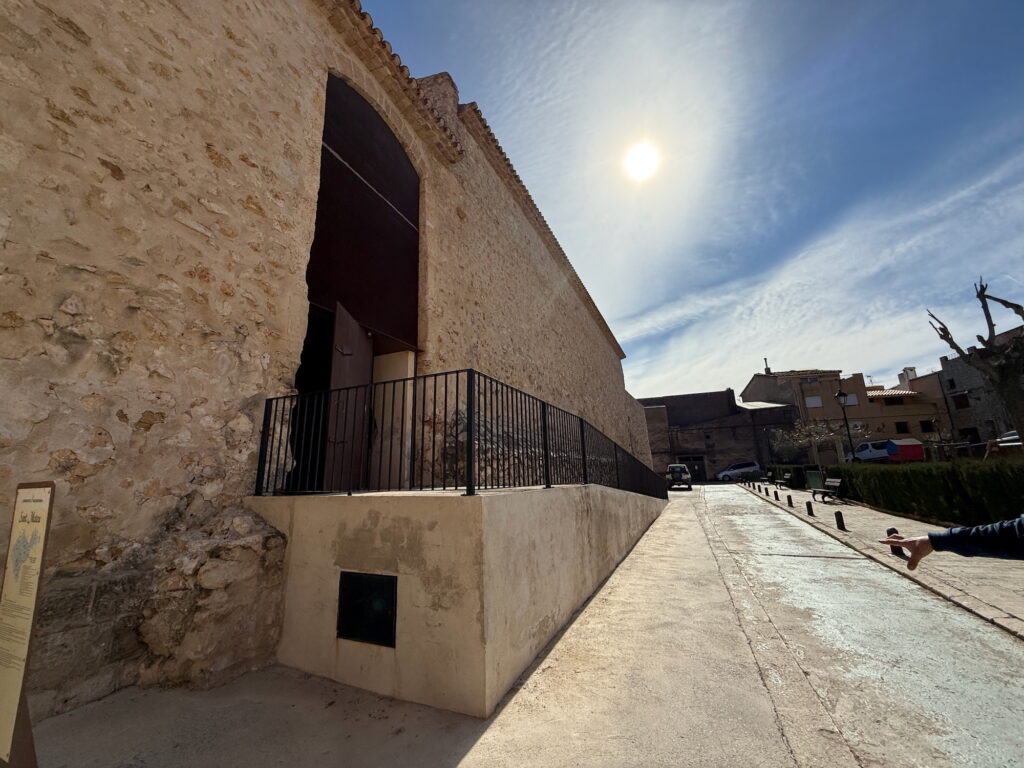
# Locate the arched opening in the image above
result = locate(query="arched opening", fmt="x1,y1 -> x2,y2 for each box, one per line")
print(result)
290,75 -> 420,491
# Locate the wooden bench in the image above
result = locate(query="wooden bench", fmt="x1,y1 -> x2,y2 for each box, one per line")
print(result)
775,472 -> 792,489
811,477 -> 843,502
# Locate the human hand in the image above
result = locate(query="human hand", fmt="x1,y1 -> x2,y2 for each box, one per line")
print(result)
878,534 -> 933,570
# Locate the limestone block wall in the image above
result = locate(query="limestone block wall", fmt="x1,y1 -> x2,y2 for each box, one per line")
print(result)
0,0 -> 652,715
414,76 -> 640,452
0,0 -> 400,715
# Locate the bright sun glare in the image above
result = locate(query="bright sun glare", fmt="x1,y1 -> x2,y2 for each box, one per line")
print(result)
623,142 -> 660,181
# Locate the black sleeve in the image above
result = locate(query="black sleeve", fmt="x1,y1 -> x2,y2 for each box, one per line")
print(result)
928,516 -> 1024,559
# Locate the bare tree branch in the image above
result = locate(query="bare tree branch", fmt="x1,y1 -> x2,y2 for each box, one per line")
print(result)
976,279 -> 997,348
928,309 -> 995,377
986,292 -> 1024,323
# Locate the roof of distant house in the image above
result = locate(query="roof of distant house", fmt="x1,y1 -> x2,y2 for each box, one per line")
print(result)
757,369 -> 842,378
867,388 -> 919,398
737,401 -> 793,410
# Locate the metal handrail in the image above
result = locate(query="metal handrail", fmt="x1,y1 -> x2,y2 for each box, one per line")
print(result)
254,369 -> 667,500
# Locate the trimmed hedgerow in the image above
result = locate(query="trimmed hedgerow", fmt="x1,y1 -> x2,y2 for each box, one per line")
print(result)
836,460 -> 1024,527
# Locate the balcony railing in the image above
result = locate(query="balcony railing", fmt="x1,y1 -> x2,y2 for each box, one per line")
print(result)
254,369 -> 667,500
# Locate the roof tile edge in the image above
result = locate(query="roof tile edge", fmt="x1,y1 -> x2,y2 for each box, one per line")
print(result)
326,1 -> 464,163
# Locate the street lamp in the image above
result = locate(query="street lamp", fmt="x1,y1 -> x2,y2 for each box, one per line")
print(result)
835,389 -> 855,459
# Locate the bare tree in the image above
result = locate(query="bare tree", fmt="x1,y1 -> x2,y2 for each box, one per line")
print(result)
929,280 -> 1024,437
769,419 -> 869,465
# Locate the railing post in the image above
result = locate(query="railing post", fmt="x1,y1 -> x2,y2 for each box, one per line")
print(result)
464,369 -> 476,496
579,418 -> 588,484
541,401 -> 552,488
254,398 -> 272,495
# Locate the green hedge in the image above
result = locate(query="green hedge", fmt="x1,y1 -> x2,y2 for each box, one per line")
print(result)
837,461 -> 1024,526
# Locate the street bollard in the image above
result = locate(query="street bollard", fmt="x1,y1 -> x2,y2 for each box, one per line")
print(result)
806,501 -> 814,516
835,510 -> 847,531
886,527 -> 903,556
787,494 -> 793,507
774,490 -> 780,501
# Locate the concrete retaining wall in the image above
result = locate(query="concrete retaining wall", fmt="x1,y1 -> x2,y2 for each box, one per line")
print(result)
249,485 -> 663,717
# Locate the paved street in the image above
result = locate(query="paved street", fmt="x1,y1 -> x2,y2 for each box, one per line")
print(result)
37,487 -> 1024,767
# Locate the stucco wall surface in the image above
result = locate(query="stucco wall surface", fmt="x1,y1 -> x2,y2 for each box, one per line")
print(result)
1,0 -> 650,714
480,485 -> 663,714
250,492 -> 488,716
250,485 -> 663,717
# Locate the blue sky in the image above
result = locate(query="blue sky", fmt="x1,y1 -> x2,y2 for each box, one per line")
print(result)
362,0 -> 1024,397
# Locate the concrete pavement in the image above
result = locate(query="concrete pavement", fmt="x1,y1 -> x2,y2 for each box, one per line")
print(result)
703,485 -> 1024,768
36,487 -> 1024,767
740,480 -> 1024,638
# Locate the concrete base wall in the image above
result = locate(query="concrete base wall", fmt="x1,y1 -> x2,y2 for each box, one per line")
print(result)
248,486 -> 663,717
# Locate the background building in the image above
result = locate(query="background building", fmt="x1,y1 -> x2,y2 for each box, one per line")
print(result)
641,390 -> 797,479
937,327 -> 1021,443
741,366 -> 952,463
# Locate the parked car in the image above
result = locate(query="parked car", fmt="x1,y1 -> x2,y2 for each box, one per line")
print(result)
665,463 -> 692,491
845,440 -> 891,462
716,461 -> 760,481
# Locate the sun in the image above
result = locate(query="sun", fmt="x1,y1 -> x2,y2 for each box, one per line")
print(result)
623,142 -> 660,181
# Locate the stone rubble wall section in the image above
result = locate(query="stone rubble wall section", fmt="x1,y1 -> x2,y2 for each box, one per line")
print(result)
0,0 -> 651,716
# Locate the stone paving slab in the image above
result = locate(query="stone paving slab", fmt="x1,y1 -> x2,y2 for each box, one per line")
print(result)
738,481 -> 1024,640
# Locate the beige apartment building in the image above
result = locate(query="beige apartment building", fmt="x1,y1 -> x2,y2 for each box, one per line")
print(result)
741,366 -> 953,461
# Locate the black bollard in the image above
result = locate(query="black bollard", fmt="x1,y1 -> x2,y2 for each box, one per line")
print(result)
787,494 -> 793,507
806,500 -> 814,516
886,527 -> 903,556
835,510 -> 847,531
774,490 -> 780,501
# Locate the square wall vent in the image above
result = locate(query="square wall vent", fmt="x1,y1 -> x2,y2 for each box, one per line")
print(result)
337,571 -> 397,647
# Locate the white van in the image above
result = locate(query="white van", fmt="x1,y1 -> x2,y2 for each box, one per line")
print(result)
846,440 -> 890,462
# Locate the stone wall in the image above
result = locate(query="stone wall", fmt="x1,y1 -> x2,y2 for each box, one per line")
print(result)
0,0 -> 650,716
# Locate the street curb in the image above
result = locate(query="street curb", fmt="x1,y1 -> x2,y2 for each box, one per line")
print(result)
738,483 -> 1024,643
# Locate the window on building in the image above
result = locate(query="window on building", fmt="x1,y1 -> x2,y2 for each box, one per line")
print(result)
920,420 -> 935,433
947,378 -> 956,390
843,393 -> 859,406
952,393 -> 970,409
895,422 -> 910,434
883,397 -> 905,406
800,376 -> 819,384
805,395 -> 823,408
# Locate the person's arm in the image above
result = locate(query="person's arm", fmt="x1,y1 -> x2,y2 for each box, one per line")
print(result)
928,516 -> 1024,560
879,516 -> 1024,570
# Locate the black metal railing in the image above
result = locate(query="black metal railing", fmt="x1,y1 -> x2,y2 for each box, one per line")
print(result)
254,369 -> 667,500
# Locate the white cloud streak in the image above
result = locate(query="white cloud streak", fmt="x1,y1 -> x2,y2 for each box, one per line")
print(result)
621,145 -> 1024,397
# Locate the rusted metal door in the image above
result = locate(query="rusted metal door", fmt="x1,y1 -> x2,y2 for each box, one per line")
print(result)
325,302 -> 373,491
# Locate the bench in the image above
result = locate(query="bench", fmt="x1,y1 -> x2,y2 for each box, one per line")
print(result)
774,472 -> 792,489
810,477 -> 843,502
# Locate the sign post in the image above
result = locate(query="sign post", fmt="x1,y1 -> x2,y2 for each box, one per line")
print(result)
0,482 -> 54,768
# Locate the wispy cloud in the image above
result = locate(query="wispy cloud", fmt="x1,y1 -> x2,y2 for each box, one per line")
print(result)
621,143 -> 1024,396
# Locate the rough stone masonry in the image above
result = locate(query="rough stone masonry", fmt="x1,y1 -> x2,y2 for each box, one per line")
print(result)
0,0 -> 653,717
